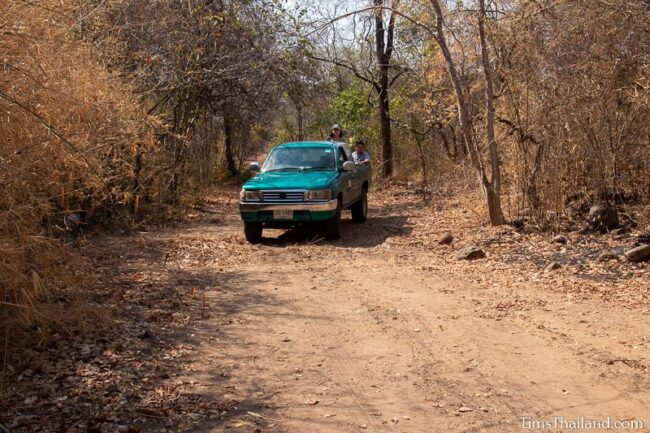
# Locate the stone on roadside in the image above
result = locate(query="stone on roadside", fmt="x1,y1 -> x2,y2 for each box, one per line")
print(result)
455,245 -> 486,260
598,251 -> 619,262
578,226 -> 593,235
511,219 -> 525,230
138,329 -> 154,339
439,232 -> 454,245
551,235 -> 567,244
588,204 -> 619,233
545,261 -> 561,272
624,244 -> 650,263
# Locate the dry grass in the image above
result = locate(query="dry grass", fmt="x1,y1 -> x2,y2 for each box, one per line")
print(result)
0,0 -> 155,368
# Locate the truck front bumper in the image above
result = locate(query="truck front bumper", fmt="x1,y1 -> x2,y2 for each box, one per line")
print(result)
239,200 -> 338,212
239,199 -> 338,224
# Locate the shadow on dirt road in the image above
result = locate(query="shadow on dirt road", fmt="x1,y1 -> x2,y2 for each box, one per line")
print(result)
259,214 -> 412,248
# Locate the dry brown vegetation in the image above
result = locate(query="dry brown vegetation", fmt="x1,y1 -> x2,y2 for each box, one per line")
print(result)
401,0 -> 650,226
300,0 -> 649,227
495,0 -> 650,221
0,0 -> 155,362
0,0 -> 285,366
1,0 -> 648,422
2,186 -> 646,432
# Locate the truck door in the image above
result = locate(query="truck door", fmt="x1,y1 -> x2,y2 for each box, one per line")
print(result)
337,146 -> 354,207
341,145 -> 361,201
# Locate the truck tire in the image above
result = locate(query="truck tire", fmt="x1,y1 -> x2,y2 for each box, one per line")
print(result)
244,222 -> 262,244
351,188 -> 368,223
325,198 -> 342,240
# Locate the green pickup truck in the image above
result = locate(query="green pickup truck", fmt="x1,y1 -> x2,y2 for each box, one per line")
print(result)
239,141 -> 370,243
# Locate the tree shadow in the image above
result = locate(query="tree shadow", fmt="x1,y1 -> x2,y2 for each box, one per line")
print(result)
165,268 -> 341,433
0,231 -> 309,432
147,268 -> 305,432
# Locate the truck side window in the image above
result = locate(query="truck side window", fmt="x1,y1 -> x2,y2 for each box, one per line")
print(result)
338,147 -> 348,164
341,145 -> 353,162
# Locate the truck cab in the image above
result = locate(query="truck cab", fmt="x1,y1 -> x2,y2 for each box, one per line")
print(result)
239,141 -> 370,243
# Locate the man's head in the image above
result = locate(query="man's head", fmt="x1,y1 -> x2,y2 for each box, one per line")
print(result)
355,139 -> 366,153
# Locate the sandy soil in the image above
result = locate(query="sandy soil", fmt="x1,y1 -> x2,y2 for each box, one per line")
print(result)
138,187 -> 649,432
4,186 -> 647,433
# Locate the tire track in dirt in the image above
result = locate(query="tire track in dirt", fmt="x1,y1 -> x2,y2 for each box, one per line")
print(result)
263,267 -> 409,433
352,257 -> 650,430
170,201 -> 649,433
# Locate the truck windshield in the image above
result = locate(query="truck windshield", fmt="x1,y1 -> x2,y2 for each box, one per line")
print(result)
262,147 -> 336,172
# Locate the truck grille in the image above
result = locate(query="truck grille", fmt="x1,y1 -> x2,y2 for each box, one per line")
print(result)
262,190 -> 305,203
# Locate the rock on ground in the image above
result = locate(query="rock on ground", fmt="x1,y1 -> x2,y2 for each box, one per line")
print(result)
511,219 -> 525,230
455,245 -> 486,260
545,261 -> 562,272
439,232 -> 454,245
598,251 -> 619,262
551,235 -> 567,244
588,204 -> 619,233
624,244 -> 650,263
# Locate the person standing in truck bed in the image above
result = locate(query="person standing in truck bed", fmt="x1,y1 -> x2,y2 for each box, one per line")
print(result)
328,124 -> 345,142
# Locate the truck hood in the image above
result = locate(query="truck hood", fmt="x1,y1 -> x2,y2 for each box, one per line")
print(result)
244,170 -> 338,190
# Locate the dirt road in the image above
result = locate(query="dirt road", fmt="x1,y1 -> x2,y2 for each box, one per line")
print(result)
134,189 -> 649,433
13,188 -> 642,432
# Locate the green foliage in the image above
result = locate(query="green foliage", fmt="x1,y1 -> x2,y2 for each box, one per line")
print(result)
273,118 -> 299,143
328,79 -> 373,139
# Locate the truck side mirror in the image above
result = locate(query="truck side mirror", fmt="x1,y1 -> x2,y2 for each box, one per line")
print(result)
342,161 -> 355,172
249,162 -> 261,172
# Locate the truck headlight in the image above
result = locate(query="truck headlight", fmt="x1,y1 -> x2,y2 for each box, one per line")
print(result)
307,189 -> 331,201
240,189 -> 261,201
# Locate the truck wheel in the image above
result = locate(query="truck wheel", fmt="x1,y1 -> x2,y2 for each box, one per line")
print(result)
244,222 -> 263,243
324,198 -> 342,240
351,188 -> 368,223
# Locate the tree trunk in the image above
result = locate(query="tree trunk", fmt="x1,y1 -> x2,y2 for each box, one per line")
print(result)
525,138 -> 545,210
436,125 -> 453,160
168,95 -> 190,198
133,140 -> 143,209
375,0 -> 394,178
478,0 -> 505,224
379,72 -> 393,177
429,0 -> 506,225
417,138 -> 428,187
410,115 -> 428,187
296,103 -> 304,142
224,112 -> 238,178
484,183 -> 505,226
449,124 -> 465,158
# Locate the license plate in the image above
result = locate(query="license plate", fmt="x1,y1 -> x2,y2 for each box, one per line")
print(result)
273,209 -> 293,220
